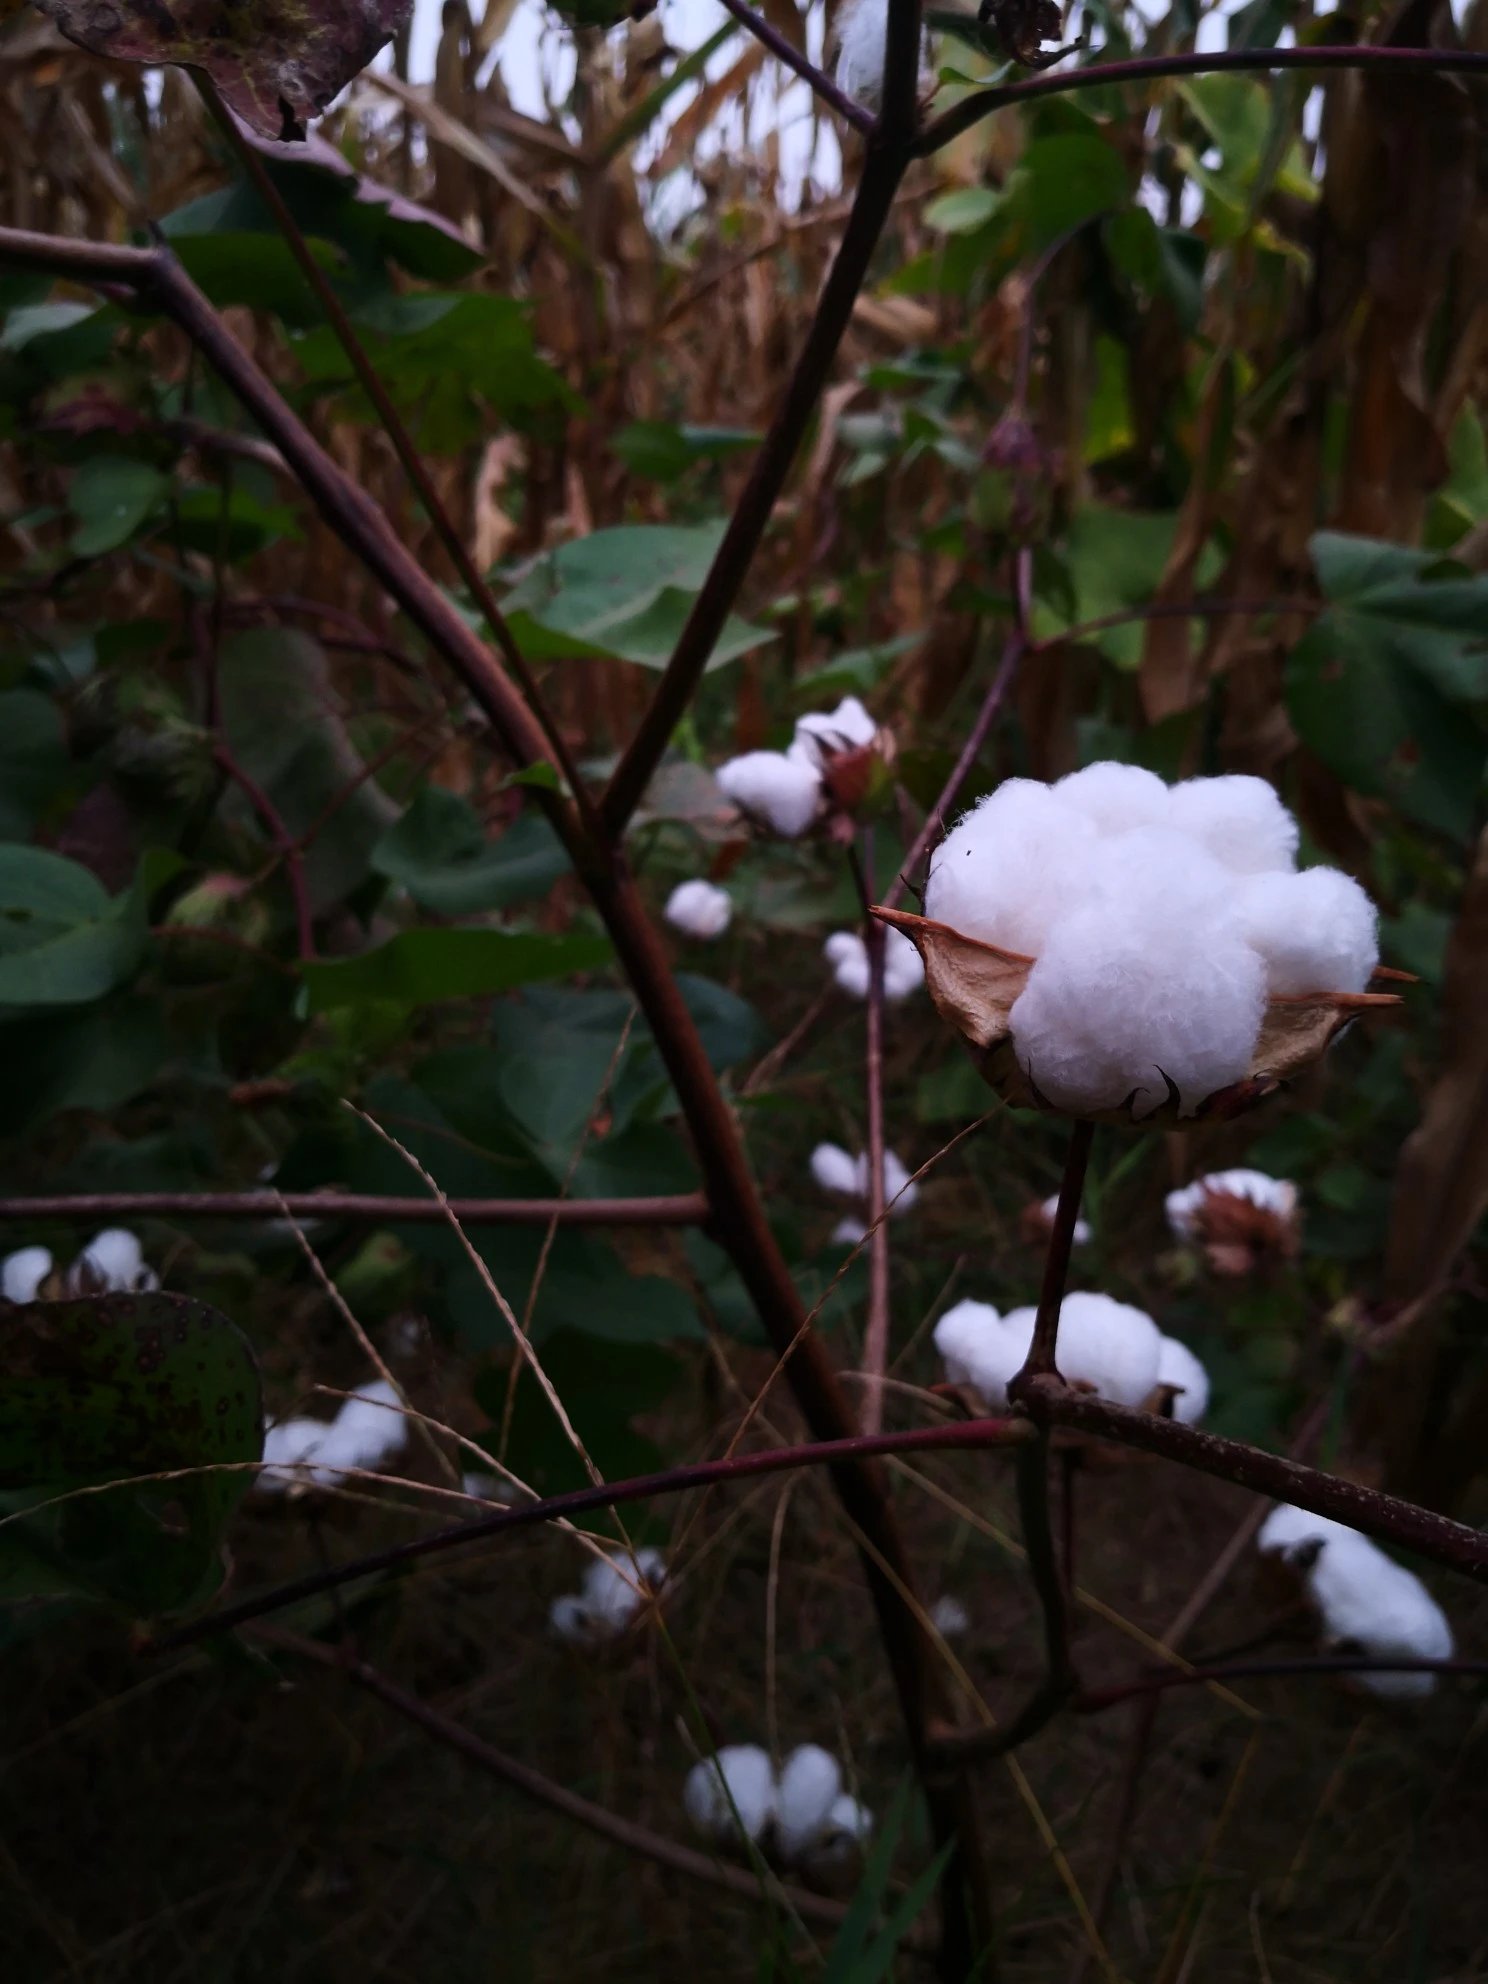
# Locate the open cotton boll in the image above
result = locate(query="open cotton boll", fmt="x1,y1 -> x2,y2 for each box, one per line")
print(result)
1082,827 -> 1234,927
77,1227 -> 156,1292
793,696 -> 877,769
1022,1291 -> 1163,1407
2,1246 -> 52,1303
1055,761 -> 1171,837
1039,1195 -> 1092,1246
717,750 -> 821,838
1257,1503 -> 1359,1559
1156,1335 -> 1210,1424
925,780 -> 1098,957
824,930 -> 871,999
882,927 -> 925,999
831,1215 -> 868,1245
1166,1168 -> 1297,1239
548,1593 -> 591,1642
774,1745 -> 843,1862
834,0 -> 889,101
1008,905 -> 1267,1117
257,1416 -> 335,1492
1235,867 -> 1379,996
1168,774 -> 1299,876
811,1143 -> 861,1197
683,1745 -> 777,1844
1307,1534 -> 1454,1699
665,878 -> 732,941
580,1546 -> 667,1632
933,1298 -> 1004,1390
930,1595 -> 970,1637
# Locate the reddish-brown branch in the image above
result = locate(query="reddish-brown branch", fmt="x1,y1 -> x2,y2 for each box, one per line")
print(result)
1014,1120 -> 1095,1384
0,1191 -> 709,1228
146,1414 -> 1036,1654
1076,1653 -> 1488,1713
713,0 -> 874,130
852,828 -> 893,1437
917,44 -> 1488,156
210,741 -> 316,960
256,1626 -> 908,1940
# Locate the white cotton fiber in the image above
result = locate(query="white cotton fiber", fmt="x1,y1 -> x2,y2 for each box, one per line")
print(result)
1008,905 -> 1267,1117
1235,867 -> 1379,996
925,780 -> 1098,957
717,750 -> 822,838
811,1142 -> 861,1197
1166,1169 -> 1297,1240
257,1416 -> 335,1493
1056,761 -> 1171,837
930,1595 -> 970,1637
824,928 -> 923,1002
77,1227 -> 157,1292
548,1593 -> 591,1642
883,927 -> 926,998
933,1298 -> 1004,1391
793,696 -> 877,768
774,1744 -> 843,1862
1005,1291 -> 1162,1408
834,0 -> 890,102
831,1215 -> 869,1245
1258,1504 -> 1454,1700
1038,1195 -> 1092,1246
683,1745 -> 777,1844
2,1246 -> 52,1303
1168,775 -> 1299,876
1156,1334 -> 1210,1424
579,1545 -> 667,1632
328,1379 -> 408,1473
665,878 -> 732,940
1082,826 -> 1234,928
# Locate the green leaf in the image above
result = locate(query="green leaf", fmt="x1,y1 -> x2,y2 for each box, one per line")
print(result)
68,456 -> 170,557
476,1331 -> 683,1498
1033,505 -> 1221,665
0,845 -> 145,1009
1018,132 -> 1130,249
612,421 -> 760,482
371,786 -> 569,915
1308,532 -> 1488,701
301,928 -> 613,1011
925,186 -> 1005,235
502,523 -> 774,671
0,688 -> 69,836
0,1291 -> 262,1616
0,996 -> 171,1135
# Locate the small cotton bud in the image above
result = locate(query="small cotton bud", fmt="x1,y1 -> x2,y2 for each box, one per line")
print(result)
774,1744 -> 843,1863
665,878 -> 733,941
1155,1335 -> 1210,1424
683,1745 -> 776,1844
2,1246 -> 53,1304
717,750 -> 822,838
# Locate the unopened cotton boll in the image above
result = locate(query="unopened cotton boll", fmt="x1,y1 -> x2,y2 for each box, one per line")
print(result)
1008,905 -> 1267,1116
1166,1168 -> 1297,1240
926,780 -> 1098,957
78,1227 -> 157,1292
1235,867 -> 1379,996
717,750 -> 821,838
774,1745 -> 843,1862
665,878 -> 732,941
1055,761 -> 1171,837
1168,774 -> 1299,876
2,1246 -> 52,1303
834,0 -> 889,101
1156,1335 -> 1210,1424
793,696 -> 877,768
684,1745 -> 776,1844
811,1143 -> 861,1198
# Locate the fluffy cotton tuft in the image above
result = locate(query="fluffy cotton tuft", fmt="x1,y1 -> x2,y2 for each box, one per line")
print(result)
76,1227 -> 158,1292
256,1379 -> 409,1494
548,1593 -> 591,1642
1008,905 -> 1267,1117
578,1546 -> 668,1633
810,1142 -> 861,1197
1155,1335 -> 1210,1424
834,0 -> 890,101
1258,1504 -> 1453,1699
1166,1169 -> 1297,1240
1038,1195 -> 1092,1246
2,1246 -> 52,1303
717,751 -> 822,838
1007,1292 -> 1162,1408
792,696 -> 877,768
258,1417 -> 335,1491
823,928 -> 923,1002
1056,761 -> 1171,836
1235,867 -> 1379,995
933,1299 -> 1004,1392
665,878 -> 733,940
815,1144 -> 917,1245
684,1745 -> 777,1844
930,1595 -> 970,1637
1167,774 -> 1299,876
926,780 -> 1098,957
774,1745 -> 843,1862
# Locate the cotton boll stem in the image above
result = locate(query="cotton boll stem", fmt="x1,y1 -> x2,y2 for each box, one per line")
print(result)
1013,1120 -> 1096,1389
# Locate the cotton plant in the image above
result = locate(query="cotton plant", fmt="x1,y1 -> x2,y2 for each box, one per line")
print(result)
664,877 -> 733,941
1021,1192 -> 1092,1249
823,926 -> 924,1001
876,765 -> 1399,1124
257,1377 -> 409,1494
810,1141 -> 919,1245
1257,1505 -> 1454,1699
831,0 -> 930,106
1,1228 -> 160,1303
1166,1168 -> 1301,1276
715,695 -> 888,841
549,1545 -> 667,1644
935,1291 -> 1209,1423
683,1741 -> 872,1875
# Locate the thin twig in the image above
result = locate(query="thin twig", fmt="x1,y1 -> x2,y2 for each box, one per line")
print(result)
211,742 -> 316,959
714,0 -> 874,130
1015,1119 -> 1096,1384
917,43 -> 1488,156
858,825 -> 893,1436
1076,1650 -> 1488,1711
0,1191 -> 709,1227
